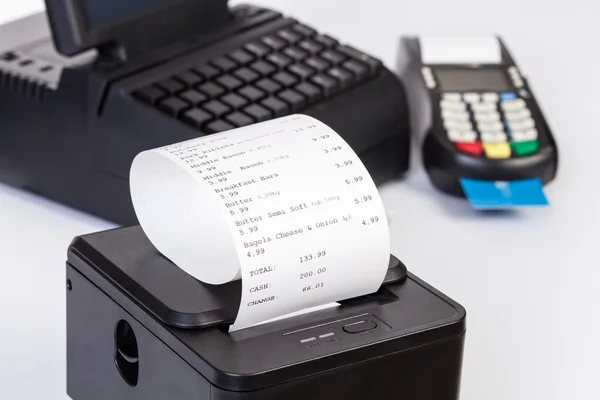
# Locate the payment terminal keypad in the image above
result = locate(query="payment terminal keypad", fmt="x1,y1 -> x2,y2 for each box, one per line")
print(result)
440,91 -> 539,159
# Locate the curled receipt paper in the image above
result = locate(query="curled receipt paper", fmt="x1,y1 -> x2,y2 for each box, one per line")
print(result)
130,115 -> 390,331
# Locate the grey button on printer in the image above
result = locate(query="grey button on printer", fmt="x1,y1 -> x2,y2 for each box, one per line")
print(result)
343,320 -> 378,334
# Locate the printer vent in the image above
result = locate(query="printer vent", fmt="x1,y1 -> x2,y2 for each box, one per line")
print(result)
0,50 -> 64,100
0,69 -> 46,102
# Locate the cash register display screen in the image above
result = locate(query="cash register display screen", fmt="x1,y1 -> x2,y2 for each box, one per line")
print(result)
435,68 -> 511,92
82,0 -> 174,28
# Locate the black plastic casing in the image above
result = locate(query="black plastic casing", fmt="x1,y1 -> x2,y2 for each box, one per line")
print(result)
66,226 -> 466,399
398,37 -> 558,196
44,0 -> 230,57
0,5 -> 410,225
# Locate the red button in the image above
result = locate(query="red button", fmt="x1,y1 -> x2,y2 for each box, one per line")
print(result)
456,141 -> 483,156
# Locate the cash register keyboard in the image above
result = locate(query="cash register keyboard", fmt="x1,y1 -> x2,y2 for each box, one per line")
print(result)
440,92 -> 539,159
133,23 -> 382,134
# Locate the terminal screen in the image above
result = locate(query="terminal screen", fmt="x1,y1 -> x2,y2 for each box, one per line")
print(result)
435,68 -> 511,92
82,0 -> 174,28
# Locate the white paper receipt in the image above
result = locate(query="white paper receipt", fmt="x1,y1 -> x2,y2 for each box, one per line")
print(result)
130,115 -> 390,331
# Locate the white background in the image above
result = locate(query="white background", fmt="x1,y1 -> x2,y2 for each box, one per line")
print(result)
1,1 -> 599,399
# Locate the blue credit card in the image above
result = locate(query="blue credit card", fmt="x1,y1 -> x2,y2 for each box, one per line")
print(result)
459,178 -> 549,209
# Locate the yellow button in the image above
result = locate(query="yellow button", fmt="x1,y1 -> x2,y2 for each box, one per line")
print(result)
483,142 -> 511,159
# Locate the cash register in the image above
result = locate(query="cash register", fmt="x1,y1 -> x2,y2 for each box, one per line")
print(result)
0,0 -> 411,225
66,226 -> 466,399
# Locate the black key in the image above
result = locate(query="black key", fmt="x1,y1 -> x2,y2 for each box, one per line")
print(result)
194,64 -> 220,80
321,50 -> 346,65
278,89 -> 306,112
327,67 -> 354,89
342,60 -> 369,81
238,86 -> 266,102
243,104 -> 272,122
157,97 -> 190,116
292,24 -> 317,38
336,45 -> 382,74
295,82 -> 321,103
156,78 -> 185,94
298,39 -> 323,55
261,35 -> 286,51
288,64 -> 315,80
256,78 -> 282,94
221,93 -> 248,109
179,89 -> 207,105
313,34 -> 338,49
0,51 -> 19,62
198,82 -> 226,98
305,57 -> 330,72
206,120 -> 236,134
226,112 -> 255,127
216,74 -> 243,91
260,97 -> 289,117
228,49 -> 254,65
273,71 -> 299,87
244,42 -> 270,58
310,74 -> 338,97
211,57 -> 237,73
182,108 -> 212,129
134,85 -> 167,104
250,60 -> 276,76
283,47 -> 308,61
277,29 -> 302,44
233,67 -> 259,84
175,71 -> 203,87
203,100 -> 231,117
266,53 -> 293,69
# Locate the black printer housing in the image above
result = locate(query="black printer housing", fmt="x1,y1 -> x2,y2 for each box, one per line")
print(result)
0,2 -> 410,225
66,226 -> 466,399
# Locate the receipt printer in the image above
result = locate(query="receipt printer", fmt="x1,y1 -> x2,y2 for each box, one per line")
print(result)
66,226 -> 466,399
0,0 -> 410,225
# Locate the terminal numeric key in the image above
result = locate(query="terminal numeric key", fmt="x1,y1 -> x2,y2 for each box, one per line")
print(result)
182,108 -> 212,129
337,45 -> 382,75
238,86 -> 266,102
244,42 -> 270,58
295,82 -> 321,103
243,104 -> 272,122
261,97 -> 289,117
288,64 -> 315,80
158,97 -> 190,117
134,86 -> 167,105
310,74 -> 338,97
327,67 -> 354,89
278,89 -> 306,111
156,78 -> 185,94
305,57 -> 330,72
226,112 -> 255,128
206,120 -> 235,134
298,39 -> 323,54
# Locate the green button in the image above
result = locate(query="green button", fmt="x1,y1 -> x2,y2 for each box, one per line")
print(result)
511,140 -> 539,156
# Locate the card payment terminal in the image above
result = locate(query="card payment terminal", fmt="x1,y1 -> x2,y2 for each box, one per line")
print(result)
398,36 -> 558,197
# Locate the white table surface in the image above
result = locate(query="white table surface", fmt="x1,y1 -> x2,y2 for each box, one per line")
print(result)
1,1 -> 599,399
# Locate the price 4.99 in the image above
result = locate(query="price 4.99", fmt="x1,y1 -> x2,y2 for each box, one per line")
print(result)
362,216 -> 380,226
247,248 -> 265,258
